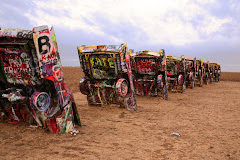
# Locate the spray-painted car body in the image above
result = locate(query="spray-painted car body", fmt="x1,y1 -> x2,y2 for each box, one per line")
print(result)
0,26 -> 81,133
166,55 -> 186,93
203,61 -> 211,85
195,59 -> 204,87
130,49 -> 168,99
185,57 -> 196,89
213,63 -> 221,82
209,63 -> 215,83
78,44 -> 137,111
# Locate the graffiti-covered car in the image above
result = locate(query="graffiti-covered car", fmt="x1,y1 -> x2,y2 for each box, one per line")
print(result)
166,55 -> 186,93
195,59 -> 204,87
213,63 -> 221,82
130,49 -> 168,99
0,26 -> 81,134
185,57 -> 196,89
203,61 -> 211,85
77,44 -> 137,111
209,63 -> 215,83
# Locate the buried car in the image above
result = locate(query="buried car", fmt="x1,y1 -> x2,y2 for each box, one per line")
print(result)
166,55 -> 186,93
130,49 -> 168,99
209,63 -> 215,83
203,61 -> 211,85
185,57 -> 196,89
195,59 -> 204,87
0,26 -> 81,133
213,63 -> 221,82
77,44 -> 137,111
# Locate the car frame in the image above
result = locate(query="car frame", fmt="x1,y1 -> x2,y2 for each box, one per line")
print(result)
77,43 -> 137,111
130,49 -> 168,99
166,55 -> 186,93
185,57 -> 196,89
195,59 -> 204,87
0,26 -> 81,134
209,63 -> 215,83
203,61 -> 211,85
213,63 -> 221,82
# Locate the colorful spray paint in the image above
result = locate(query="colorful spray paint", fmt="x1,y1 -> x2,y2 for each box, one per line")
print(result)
0,26 -> 81,134
130,49 -> 168,99
78,44 -> 137,111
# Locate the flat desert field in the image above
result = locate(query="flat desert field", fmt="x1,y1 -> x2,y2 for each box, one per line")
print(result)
0,67 -> 240,160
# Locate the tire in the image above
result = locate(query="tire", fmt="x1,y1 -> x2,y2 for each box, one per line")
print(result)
178,74 -> 184,85
157,74 -> 164,88
31,92 -> 51,112
39,81 -> 61,118
79,77 -> 90,95
116,78 -> 129,97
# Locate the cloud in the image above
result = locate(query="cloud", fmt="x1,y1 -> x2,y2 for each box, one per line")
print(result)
196,0 -> 216,4
0,0 -> 239,71
198,16 -> 232,35
25,0 -> 123,43
23,0 -> 234,46
0,0 -> 37,30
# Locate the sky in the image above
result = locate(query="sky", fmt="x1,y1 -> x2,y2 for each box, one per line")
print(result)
0,0 -> 239,72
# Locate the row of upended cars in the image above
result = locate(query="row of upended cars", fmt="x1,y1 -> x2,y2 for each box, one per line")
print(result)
0,26 -> 221,134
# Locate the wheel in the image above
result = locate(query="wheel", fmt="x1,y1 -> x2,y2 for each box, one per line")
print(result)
178,74 -> 186,93
79,77 -> 90,95
30,90 -> 60,119
116,78 -> 129,97
157,74 -> 164,88
178,74 -> 184,85
31,92 -> 50,112
38,80 -> 61,118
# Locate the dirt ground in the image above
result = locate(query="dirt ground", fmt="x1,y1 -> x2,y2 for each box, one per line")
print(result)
0,67 -> 240,160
